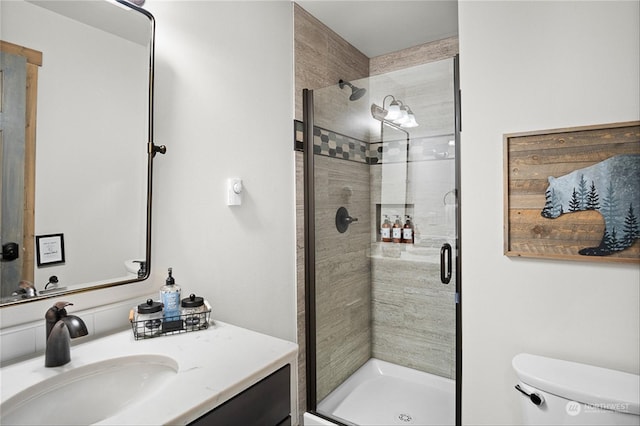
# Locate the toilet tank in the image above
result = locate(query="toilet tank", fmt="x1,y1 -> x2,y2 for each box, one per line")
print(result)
512,353 -> 640,426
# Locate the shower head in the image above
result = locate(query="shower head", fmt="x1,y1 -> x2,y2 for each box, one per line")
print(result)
339,79 -> 366,101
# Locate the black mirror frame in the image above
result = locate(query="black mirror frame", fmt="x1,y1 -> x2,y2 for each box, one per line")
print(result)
1,0 -> 158,307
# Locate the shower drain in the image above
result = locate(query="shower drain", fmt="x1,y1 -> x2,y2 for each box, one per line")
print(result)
398,413 -> 413,422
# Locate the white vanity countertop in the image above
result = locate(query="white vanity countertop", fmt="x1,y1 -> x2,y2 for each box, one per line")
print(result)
0,321 -> 298,425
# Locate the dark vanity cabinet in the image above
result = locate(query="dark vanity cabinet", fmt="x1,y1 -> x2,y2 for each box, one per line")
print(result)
189,364 -> 291,426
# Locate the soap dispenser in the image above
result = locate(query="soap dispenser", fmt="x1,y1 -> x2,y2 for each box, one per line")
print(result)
392,215 -> 402,243
160,267 -> 181,322
402,215 -> 414,244
380,215 -> 392,242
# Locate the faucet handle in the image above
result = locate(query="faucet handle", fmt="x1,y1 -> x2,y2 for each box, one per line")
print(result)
52,301 -> 73,317
46,302 -> 74,325
53,301 -> 73,310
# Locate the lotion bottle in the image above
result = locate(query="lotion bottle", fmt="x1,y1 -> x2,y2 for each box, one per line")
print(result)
160,267 -> 181,321
392,216 -> 402,243
402,215 -> 414,244
381,215 -> 392,242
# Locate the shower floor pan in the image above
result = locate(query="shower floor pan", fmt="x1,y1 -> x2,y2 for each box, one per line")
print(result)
317,358 -> 454,426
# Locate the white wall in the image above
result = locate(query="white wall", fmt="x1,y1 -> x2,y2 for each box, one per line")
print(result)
145,0 -> 296,342
458,1 -> 640,424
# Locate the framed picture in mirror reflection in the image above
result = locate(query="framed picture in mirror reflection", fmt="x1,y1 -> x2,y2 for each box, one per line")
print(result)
36,234 -> 65,267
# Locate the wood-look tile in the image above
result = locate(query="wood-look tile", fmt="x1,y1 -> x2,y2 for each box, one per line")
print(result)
370,36 -> 459,77
294,4 -> 368,122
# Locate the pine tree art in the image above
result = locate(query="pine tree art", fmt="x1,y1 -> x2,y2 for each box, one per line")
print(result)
540,154 -> 640,256
623,204 -> 639,247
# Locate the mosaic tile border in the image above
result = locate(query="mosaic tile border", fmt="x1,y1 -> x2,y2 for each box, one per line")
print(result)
294,120 -> 380,164
293,120 -> 455,164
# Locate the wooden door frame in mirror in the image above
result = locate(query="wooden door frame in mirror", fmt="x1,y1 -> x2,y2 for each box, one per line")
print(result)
0,40 -> 42,284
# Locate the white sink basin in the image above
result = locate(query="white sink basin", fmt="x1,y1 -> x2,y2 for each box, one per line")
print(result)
0,354 -> 178,425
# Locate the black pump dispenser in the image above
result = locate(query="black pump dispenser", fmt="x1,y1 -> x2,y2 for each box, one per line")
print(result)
166,267 -> 175,285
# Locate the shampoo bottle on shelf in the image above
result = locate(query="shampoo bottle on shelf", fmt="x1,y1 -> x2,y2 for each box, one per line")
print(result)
160,267 -> 181,321
402,215 -> 414,244
392,215 -> 402,243
381,215 -> 392,242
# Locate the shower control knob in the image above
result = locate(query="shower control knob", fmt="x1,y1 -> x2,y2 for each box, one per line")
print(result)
335,207 -> 358,233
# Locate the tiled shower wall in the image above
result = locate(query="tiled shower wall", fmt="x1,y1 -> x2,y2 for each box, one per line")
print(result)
314,154 -> 371,401
294,3 -> 370,417
294,1 -> 460,414
296,126 -> 458,385
370,158 -> 457,379
368,57 -> 458,379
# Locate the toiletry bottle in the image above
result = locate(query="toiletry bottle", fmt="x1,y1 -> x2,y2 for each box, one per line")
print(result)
381,215 -> 392,242
392,216 -> 402,243
402,215 -> 414,244
160,267 -> 181,321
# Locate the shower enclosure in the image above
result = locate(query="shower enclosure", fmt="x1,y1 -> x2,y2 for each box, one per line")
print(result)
303,56 -> 461,425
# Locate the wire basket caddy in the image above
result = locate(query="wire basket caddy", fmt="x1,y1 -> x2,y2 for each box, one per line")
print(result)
130,300 -> 212,340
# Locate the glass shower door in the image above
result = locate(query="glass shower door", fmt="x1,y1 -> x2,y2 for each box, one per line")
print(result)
304,56 -> 460,426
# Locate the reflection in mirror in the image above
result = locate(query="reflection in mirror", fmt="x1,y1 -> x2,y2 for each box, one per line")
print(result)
0,0 -> 156,305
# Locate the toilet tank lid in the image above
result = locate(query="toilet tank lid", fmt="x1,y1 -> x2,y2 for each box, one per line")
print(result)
512,353 -> 640,415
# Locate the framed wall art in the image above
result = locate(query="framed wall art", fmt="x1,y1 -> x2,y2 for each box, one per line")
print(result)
504,121 -> 640,263
36,233 -> 65,266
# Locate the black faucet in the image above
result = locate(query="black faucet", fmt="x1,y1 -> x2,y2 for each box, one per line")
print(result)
45,302 -> 88,367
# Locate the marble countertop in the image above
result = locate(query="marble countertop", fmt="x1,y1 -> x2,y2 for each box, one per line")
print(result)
0,321 -> 298,425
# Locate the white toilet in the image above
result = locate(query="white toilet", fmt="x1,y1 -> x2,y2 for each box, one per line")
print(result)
512,353 -> 640,425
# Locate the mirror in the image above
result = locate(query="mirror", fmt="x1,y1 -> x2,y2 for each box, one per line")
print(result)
0,0 -> 157,305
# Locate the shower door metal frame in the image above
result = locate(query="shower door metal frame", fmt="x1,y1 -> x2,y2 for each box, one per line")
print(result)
303,54 -> 463,425
454,53 -> 462,426
302,88 -> 319,415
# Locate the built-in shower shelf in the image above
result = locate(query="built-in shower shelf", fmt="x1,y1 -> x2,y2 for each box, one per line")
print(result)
375,203 -> 415,243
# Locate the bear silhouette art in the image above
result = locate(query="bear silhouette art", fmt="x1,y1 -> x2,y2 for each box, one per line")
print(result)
541,154 -> 639,256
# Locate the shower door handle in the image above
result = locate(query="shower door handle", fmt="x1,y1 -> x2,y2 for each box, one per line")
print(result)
440,243 -> 452,284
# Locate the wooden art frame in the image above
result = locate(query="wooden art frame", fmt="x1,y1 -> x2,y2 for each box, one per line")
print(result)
504,121 -> 640,263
